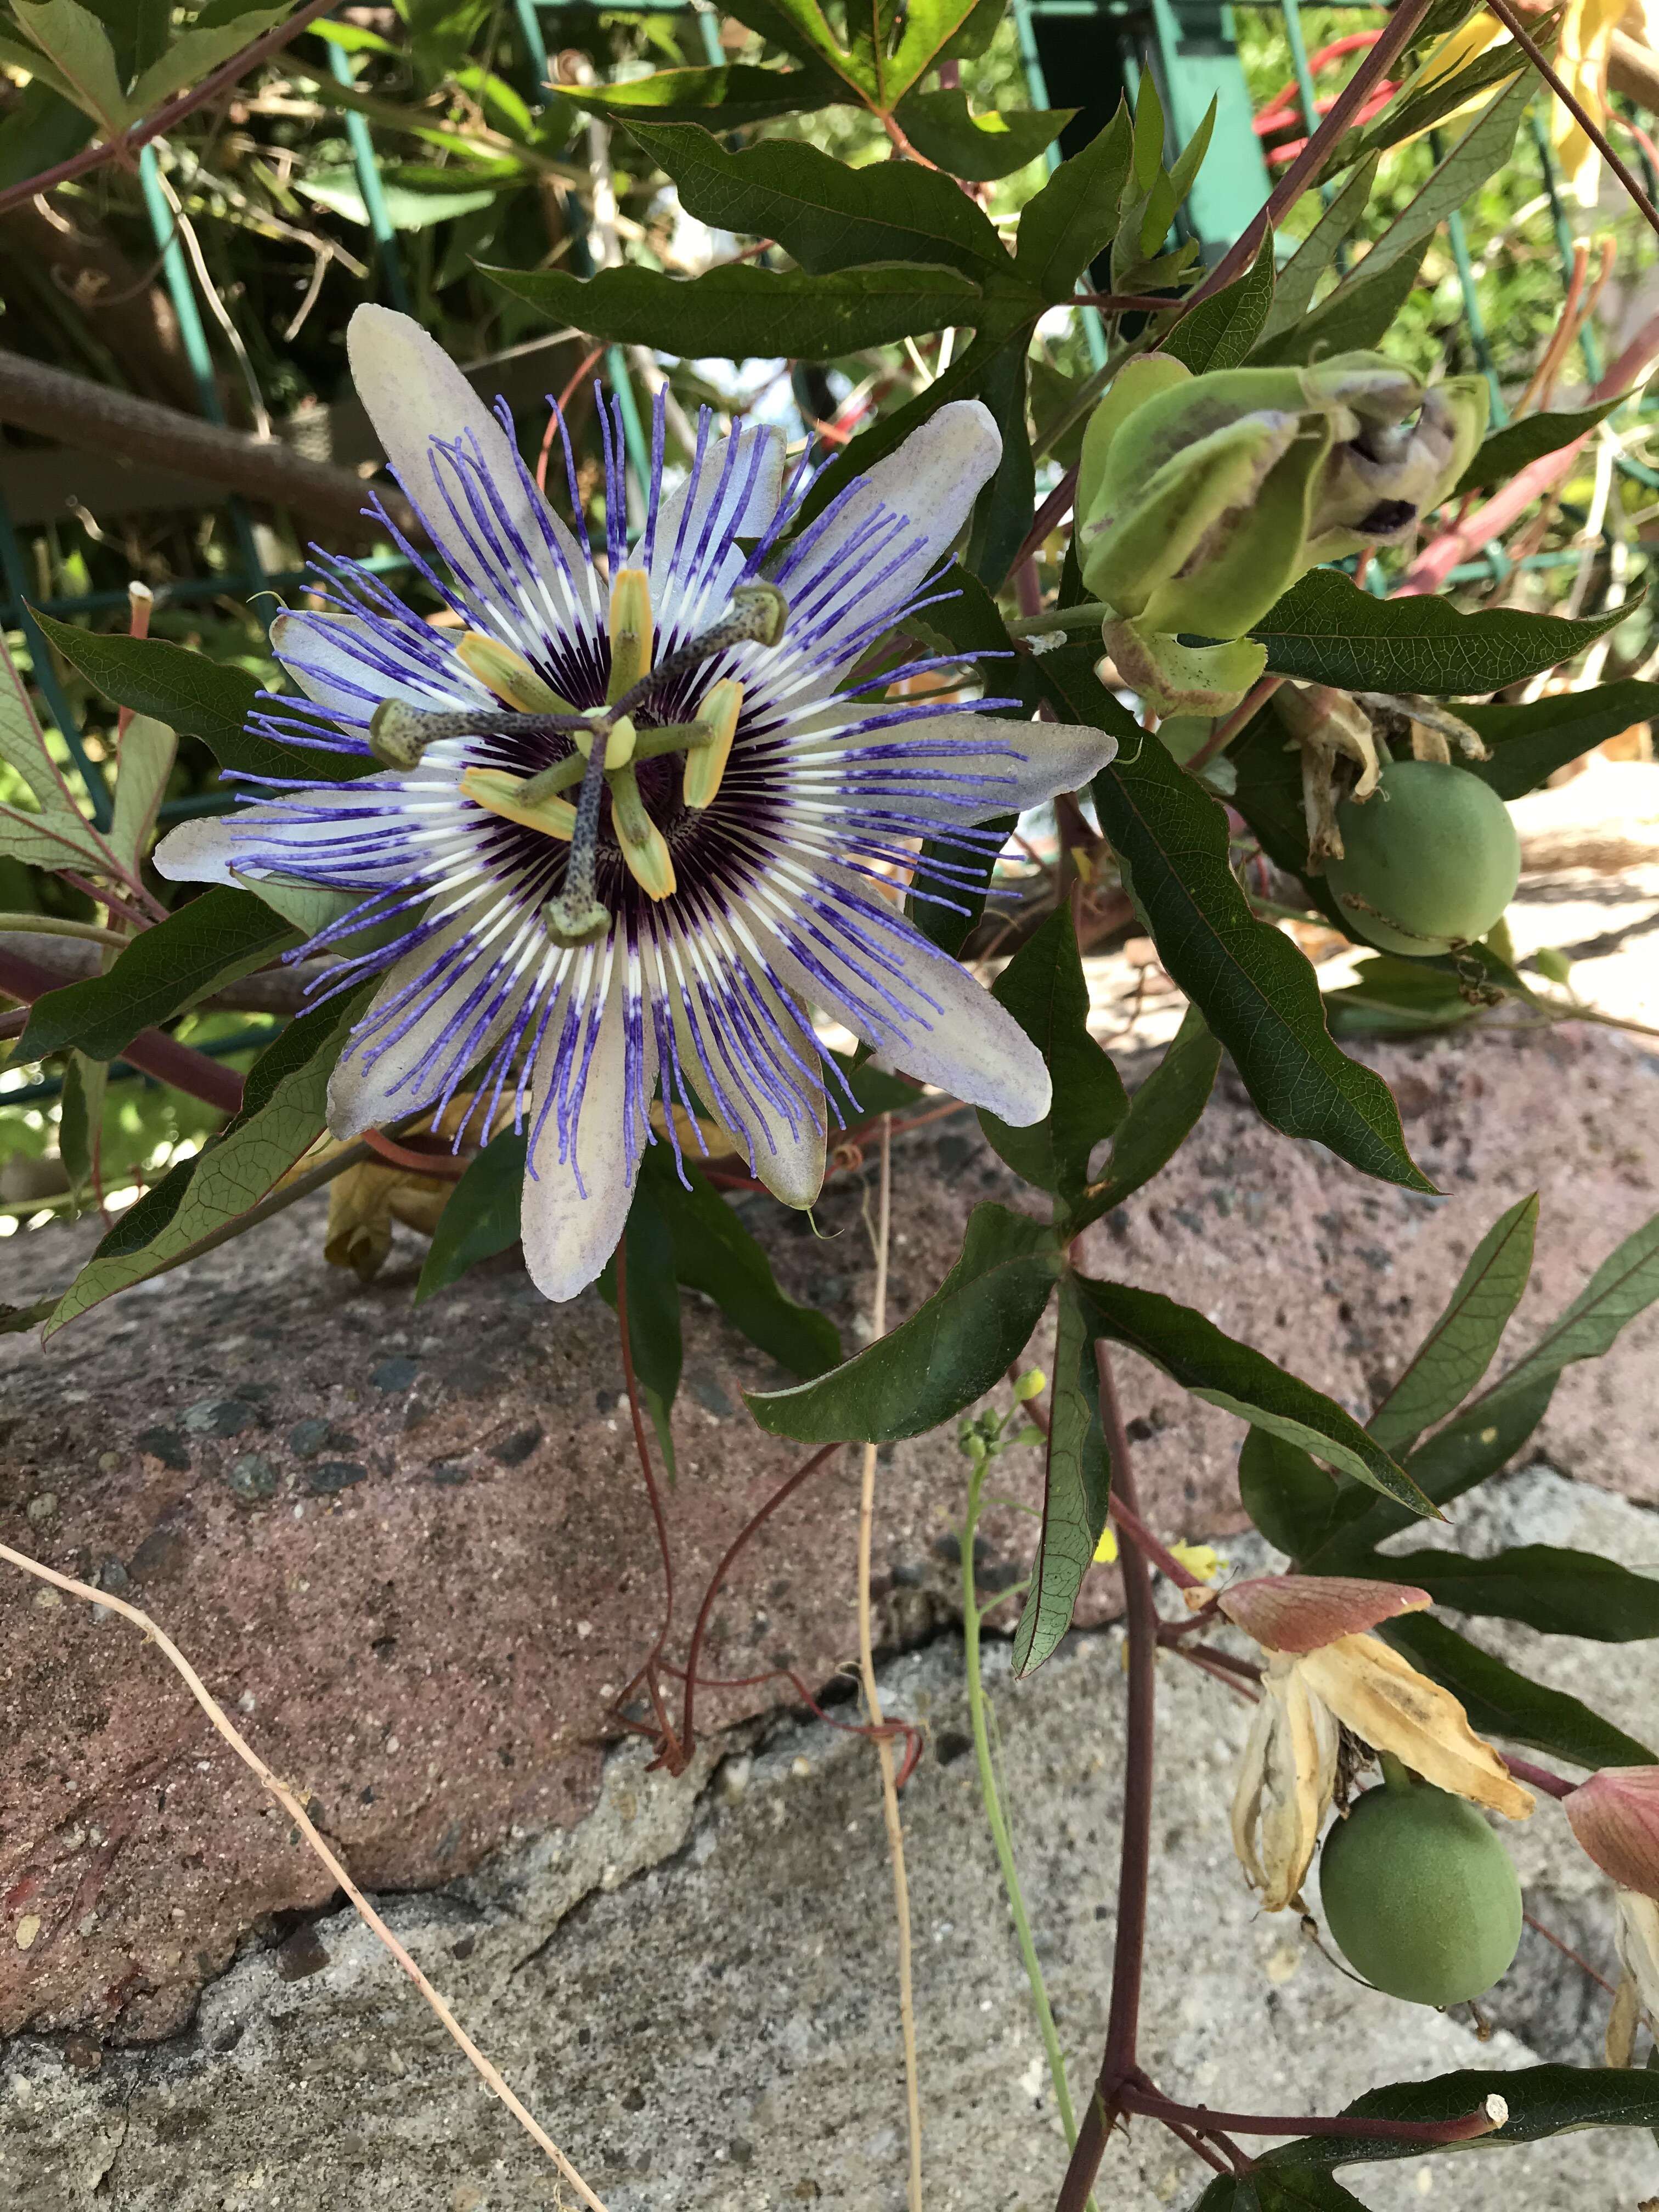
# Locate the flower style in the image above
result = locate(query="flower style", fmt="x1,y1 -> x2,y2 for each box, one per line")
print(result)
1221,1575 -> 1533,1911
1564,1765 -> 1659,2063
155,307 -> 1116,1301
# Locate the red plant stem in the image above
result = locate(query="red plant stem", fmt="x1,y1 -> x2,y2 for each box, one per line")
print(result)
1504,1754 -> 1575,1801
1012,0 -> 1437,582
1108,1492 -> 1203,1589
678,1440 -> 843,1757
613,1239 -> 683,1768
1523,1910 -> 1617,1996
0,0 -> 340,222
0,944 -> 243,1115
1184,676 -> 1285,776
1119,2086 -> 1505,2147
1056,1344 -> 1158,2212
1399,304 -> 1659,594
1484,0 -> 1659,243
361,1129 -> 469,1180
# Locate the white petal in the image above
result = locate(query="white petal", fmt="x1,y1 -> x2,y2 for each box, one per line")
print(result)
821,710 -> 1118,836
153,785 -> 414,889
328,899 -> 539,1138
271,610 -> 486,722
758,862 -> 1048,1125
347,304 -> 598,631
520,954 -> 650,1302
649,420 -> 787,634
660,926 -> 825,1206
779,400 -> 1000,659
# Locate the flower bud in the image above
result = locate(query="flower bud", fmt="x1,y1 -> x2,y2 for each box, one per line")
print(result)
1565,1767 -> 1659,1899
1012,1367 -> 1047,1402
1305,376 -> 1488,562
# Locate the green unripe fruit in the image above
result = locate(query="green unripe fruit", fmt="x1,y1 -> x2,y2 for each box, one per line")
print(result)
1324,759 -> 1520,957
1318,1777 -> 1522,2006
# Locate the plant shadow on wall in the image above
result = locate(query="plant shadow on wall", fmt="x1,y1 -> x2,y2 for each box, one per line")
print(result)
8,0 -> 1659,2207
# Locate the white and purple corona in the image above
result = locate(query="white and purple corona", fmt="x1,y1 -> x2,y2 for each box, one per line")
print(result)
155,308 -> 1115,1300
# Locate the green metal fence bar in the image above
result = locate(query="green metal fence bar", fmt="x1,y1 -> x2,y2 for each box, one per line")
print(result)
137,144 -> 270,602
0,484 -> 111,822
1012,0 -> 1110,369
327,37 -> 415,314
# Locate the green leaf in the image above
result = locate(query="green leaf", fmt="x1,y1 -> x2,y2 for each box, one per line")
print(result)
57,1048 -> 105,1211
566,62 -> 834,131
1250,238 -> 1429,369
1255,157 -> 1376,346
1073,1003 -> 1221,1229
979,908 -> 1126,1204
744,1204 -> 1061,1441
486,258 -> 980,362
415,1128 -> 526,1303
29,617 -> 369,782
886,0 -> 1012,104
296,165 -> 499,232
1194,2172 -> 1369,2212
0,628 -> 109,873
1374,1544 -> 1659,1641
1011,1270 -> 1110,1675
600,1190 -> 684,1480
1163,229 -> 1275,374
644,1148 -> 839,1379
109,714 -> 176,871
1074,1275 -> 1435,1518
1036,650 -> 1432,1193
126,8 -> 288,115
1261,2065 -> 1659,2173
1482,1205 -> 1659,1414
43,990 -> 369,1336
1014,102 -> 1134,302
624,120 -> 1006,276
1367,1194 -> 1537,1456
1381,1613 -> 1655,1767
1338,1373 -> 1558,1556
1237,1426 -> 1342,1561
1247,567 -> 1635,697
1462,680 -> 1659,799
20,888 -> 294,1062
1455,394 -> 1626,499
896,89 -> 1072,181
964,330 -> 1035,588
1316,72 -> 1533,280
1343,44 -> 1532,168
12,0 -> 129,133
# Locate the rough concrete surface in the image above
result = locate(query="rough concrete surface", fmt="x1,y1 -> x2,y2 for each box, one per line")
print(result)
3,1465 -> 1656,2211
2,1012 -> 1659,2206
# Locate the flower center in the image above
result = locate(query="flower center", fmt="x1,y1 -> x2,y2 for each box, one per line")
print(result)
364,574 -> 785,944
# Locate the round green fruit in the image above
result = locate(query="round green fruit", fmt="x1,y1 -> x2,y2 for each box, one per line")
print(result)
1324,759 -> 1520,957
1318,1778 -> 1522,2007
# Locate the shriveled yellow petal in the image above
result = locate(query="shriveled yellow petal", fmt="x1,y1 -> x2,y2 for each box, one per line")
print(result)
325,1161 -> 450,1281
648,1098 -> 743,1164
1230,1656 -> 1339,1912
1614,1890 -> 1659,2042
1298,1632 -> 1533,1820
1606,1970 -> 1641,2068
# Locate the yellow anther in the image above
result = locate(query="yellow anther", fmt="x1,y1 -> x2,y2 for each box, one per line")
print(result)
682,680 -> 742,810
608,765 -> 676,901
455,631 -> 573,715
607,568 -> 654,703
459,766 -> 577,840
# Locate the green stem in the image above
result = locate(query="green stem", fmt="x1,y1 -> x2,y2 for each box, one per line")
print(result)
962,1458 -> 1096,2205
0,912 -> 129,947
1005,602 -> 1111,639
1378,1750 -> 1415,1792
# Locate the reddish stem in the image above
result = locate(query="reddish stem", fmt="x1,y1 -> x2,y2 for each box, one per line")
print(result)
362,1128 -> 469,1181
678,1440 -> 843,1758
0,944 -> 242,1115
1484,0 -> 1659,243
1108,1492 -> 1203,1589
1056,1345 -> 1158,2212
0,0 -> 339,221
1523,1910 -> 1616,1996
1504,1754 -> 1575,1802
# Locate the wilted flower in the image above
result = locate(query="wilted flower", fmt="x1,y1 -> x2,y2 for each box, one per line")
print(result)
1076,352 -> 1487,715
1222,1575 -> 1533,1911
155,307 -> 1116,1301
1565,1766 -> 1659,2062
